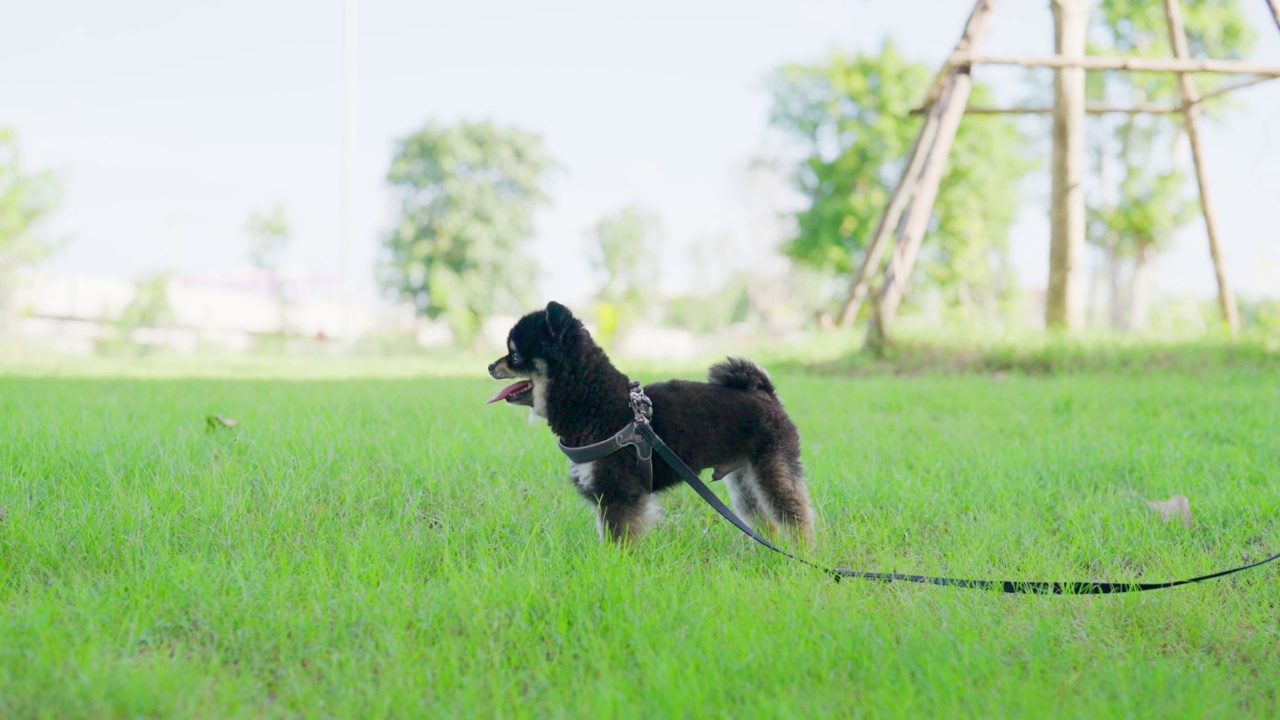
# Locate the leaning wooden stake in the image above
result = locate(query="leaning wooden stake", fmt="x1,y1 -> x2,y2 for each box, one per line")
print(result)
839,0 -> 997,336
867,73 -> 978,343
834,80 -> 949,328
868,0 -> 999,343
1266,0 -> 1280,34
835,0 -> 995,328
1163,0 -> 1240,335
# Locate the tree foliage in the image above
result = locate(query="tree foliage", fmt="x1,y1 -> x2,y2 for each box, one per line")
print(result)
380,121 -> 555,341
766,41 -> 1033,316
0,127 -> 62,330
118,272 -> 175,331
585,205 -> 662,343
1087,0 -> 1254,329
247,203 -> 289,273
246,203 -> 291,338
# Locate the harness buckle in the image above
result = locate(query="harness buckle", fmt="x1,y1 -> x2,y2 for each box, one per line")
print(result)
628,380 -> 653,426
613,420 -> 653,461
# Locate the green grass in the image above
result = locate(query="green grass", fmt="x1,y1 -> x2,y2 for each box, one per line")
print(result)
2,355 -> 1279,718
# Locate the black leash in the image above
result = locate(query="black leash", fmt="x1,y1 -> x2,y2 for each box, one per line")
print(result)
559,382 -> 1280,594
642,421 -> 1280,593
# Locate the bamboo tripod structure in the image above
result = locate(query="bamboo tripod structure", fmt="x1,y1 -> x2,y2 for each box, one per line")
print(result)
838,0 -> 1280,344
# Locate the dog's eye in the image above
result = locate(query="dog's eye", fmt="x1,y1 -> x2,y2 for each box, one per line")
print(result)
511,351 -> 522,364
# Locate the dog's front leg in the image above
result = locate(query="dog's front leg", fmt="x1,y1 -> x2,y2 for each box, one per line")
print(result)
595,496 -> 662,545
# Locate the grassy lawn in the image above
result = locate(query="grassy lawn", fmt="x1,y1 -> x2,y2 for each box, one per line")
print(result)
2,354 -> 1279,717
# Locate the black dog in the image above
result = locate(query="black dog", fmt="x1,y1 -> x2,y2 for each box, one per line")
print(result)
488,302 -> 814,546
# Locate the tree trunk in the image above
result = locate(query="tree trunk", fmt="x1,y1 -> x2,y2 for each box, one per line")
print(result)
1047,0 -> 1089,332
1092,126 -> 1125,331
0,286 -> 12,340
1130,243 -> 1153,331
0,257 -> 16,340
1110,98 -> 1141,331
274,275 -> 289,338
1106,234 -> 1126,330
956,282 -> 972,319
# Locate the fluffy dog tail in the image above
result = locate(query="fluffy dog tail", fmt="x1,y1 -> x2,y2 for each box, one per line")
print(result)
708,357 -> 776,394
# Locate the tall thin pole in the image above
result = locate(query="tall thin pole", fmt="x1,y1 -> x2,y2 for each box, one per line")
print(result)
1046,0 -> 1089,332
1163,0 -> 1240,335
340,0 -> 358,345
1266,0 -> 1280,35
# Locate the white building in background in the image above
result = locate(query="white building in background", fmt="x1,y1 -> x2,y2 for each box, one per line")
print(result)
8,268 -> 394,355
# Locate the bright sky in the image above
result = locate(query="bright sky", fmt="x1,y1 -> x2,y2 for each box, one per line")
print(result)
6,0 -> 1280,310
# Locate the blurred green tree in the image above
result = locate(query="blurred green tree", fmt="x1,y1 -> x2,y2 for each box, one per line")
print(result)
246,203 -> 290,337
1086,0 -> 1254,330
585,205 -> 662,345
98,271 -> 176,356
380,120 -> 555,343
115,272 -> 175,353
766,41 -> 1033,321
0,128 -> 62,335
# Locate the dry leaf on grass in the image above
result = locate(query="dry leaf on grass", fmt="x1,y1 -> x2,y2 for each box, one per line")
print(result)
206,414 -> 238,430
1145,494 -> 1193,527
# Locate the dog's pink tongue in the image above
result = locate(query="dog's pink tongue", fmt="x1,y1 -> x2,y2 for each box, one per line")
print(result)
486,381 -> 531,404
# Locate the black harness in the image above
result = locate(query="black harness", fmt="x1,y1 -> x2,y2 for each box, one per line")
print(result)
557,379 -> 1280,594
558,381 -> 655,491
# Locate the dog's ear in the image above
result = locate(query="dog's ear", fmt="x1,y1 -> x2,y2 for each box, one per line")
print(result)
545,301 -> 577,343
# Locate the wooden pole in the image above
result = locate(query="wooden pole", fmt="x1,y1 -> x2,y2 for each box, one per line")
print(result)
950,52 -> 1280,76
919,5 -> 992,110
919,75 -> 1274,116
836,0 -> 995,328
341,0 -> 359,346
933,102 -> 1183,115
1163,0 -> 1240,334
1046,0 -> 1089,331
1267,0 -> 1280,34
1196,74 -> 1276,102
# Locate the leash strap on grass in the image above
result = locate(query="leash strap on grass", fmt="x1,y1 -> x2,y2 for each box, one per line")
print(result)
634,422 -> 1280,595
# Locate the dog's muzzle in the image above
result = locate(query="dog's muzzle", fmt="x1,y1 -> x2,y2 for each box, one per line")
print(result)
487,358 -> 534,406
489,359 -> 516,379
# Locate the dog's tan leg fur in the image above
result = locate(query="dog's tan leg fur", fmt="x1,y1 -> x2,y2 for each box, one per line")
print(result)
746,456 -> 815,547
724,468 -> 778,536
596,496 -> 662,545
